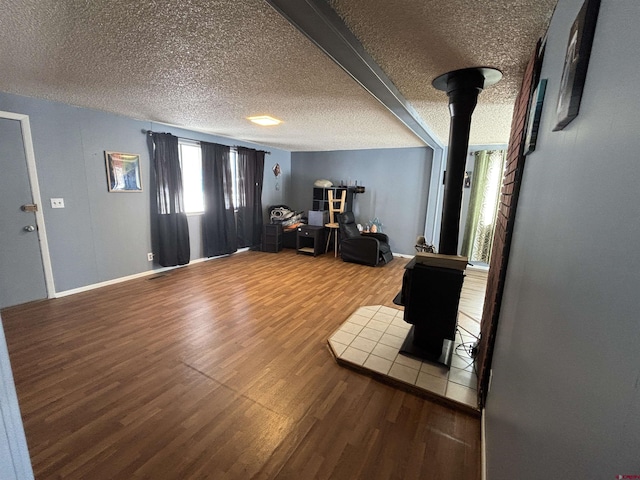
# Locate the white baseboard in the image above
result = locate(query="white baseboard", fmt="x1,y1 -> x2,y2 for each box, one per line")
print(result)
55,249 -> 248,298
55,265 -> 182,298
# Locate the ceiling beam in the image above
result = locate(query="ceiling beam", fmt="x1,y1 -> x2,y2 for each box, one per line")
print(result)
265,0 -> 444,150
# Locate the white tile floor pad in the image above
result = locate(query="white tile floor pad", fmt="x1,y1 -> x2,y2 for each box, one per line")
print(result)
328,305 -> 479,410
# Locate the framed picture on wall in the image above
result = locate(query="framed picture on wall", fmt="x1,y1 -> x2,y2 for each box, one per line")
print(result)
105,151 -> 142,192
524,79 -> 548,155
553,0 -> 601,131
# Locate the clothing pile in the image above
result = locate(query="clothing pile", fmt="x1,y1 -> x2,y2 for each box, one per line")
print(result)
269,205 -> 305,229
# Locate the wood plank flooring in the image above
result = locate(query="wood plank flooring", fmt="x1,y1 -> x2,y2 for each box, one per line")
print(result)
1,250 -> 480,480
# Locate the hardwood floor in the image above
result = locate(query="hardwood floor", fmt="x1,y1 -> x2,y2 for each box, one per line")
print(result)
2,250 -> 480,479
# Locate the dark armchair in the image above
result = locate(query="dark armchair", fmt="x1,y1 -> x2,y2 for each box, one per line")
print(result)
337,212 -> 393,266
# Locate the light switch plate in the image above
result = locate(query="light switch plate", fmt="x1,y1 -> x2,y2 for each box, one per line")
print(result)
51,198 -> 65,209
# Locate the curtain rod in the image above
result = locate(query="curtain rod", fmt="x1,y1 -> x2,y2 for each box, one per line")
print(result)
142,129 -> 271,155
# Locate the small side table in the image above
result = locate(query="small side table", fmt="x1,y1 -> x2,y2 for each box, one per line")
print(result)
297,225 -> 325,256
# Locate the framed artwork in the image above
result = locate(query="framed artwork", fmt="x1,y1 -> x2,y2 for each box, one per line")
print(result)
553,0 -> 601,131
105,151 -> 142,192
524,79 -> 548,155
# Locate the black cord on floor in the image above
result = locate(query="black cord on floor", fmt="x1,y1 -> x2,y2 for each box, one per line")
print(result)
454,324 -> 480,370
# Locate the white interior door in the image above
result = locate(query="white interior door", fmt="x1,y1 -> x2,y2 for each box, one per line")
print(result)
0,114 -> 53,308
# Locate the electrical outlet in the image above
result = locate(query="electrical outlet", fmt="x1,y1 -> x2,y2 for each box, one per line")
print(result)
147,253 -> 154,261
50,198 -> 65,209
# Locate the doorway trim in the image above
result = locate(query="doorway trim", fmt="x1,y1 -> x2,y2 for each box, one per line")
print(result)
1,110 -> 56,299
424,145 -> 445,247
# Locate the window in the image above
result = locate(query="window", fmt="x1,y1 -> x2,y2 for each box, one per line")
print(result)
178,142 -> 242,213
229,148 -> 240,208
178,142 -> 204,214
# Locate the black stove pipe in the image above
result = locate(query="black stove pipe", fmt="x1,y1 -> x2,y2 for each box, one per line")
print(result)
433,67 -> 502,256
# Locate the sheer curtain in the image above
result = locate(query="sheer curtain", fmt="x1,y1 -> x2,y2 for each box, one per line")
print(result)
150,132 -> 190,266
201,142 -> 237,257
235,147 -> 265,249
461,150 -> 506,263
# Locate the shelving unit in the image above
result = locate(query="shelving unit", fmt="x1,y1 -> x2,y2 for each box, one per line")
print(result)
262,224 -> 282,253
312,187 -> 354,213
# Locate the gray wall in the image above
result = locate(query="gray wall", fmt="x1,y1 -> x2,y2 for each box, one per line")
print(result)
486,0 -> 640,478
0,92 -> 291,293
291,147 -> 433,255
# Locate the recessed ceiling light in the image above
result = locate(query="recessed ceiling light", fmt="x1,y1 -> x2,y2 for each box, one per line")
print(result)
248,115 -> 282,126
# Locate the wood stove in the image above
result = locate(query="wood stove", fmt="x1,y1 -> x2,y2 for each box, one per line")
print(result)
397,67 -> 502,366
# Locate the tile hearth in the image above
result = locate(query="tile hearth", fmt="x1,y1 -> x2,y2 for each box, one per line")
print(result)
328,305 -> 479,410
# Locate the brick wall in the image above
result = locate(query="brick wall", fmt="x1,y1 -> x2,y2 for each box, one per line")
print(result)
476,41 -> 542,407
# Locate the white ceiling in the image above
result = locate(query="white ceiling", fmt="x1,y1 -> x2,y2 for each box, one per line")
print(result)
0,0 -> 556,151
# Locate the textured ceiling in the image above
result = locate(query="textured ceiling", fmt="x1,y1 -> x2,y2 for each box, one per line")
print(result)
0,0 -> 556,151
331,0 -> 557,146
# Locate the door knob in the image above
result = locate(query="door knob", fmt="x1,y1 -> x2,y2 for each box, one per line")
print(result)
24,225 -> 36,232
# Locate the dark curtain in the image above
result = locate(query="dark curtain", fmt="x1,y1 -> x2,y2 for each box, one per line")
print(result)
236,147 -> 265,248
150,132 -> 190,267
201,142 -> 238,257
